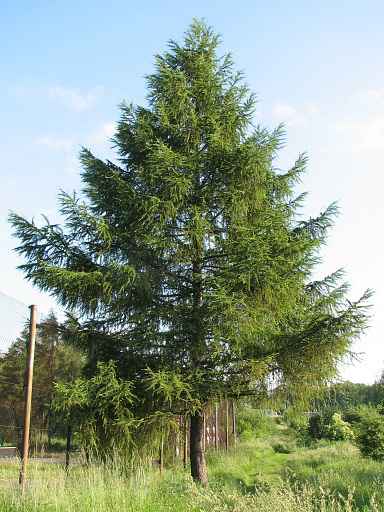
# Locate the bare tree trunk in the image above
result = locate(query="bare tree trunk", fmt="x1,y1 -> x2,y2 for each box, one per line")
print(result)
189,250 -> 208,485
225,399 -> 229,451
190,411 -> 208,486
159,430 -> 164,475
183,415 -> 188,468
175,416 -> 181,461
214,402 -> 219,450
231,400 -> 237,447
65,424 -> 71,471
203,412 -> 206,452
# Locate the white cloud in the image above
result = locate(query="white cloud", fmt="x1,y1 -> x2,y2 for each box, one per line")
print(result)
34,135 -> 79,175
271,89 -> 384,153
87,122 -> 117,145
47,86 -> 104,112
272,103 -> 297,123
335,88 -> 384,152
11,84 -> 105,112
337,117 -> 384,151
34,121 -> 116,173
35,135 -> 73,150
357,88 -> 384,104
271,102 -> 320,127
35,122 -> 116,153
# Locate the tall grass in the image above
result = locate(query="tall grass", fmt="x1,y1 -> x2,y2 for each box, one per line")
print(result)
0,462 -> 380,512
0,424 -> 383,511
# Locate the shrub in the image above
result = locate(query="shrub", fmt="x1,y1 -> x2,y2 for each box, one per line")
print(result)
0,432 -> 4,447
324,413 -> 354,441
283,409 -> 308,434
307,411 -> 354,442
355,411 -> 384,461
343,404 -> 377,426
376,400 -> 384,415
308,413 -> 326,440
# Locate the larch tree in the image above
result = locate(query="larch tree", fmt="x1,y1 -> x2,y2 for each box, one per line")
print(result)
10,21 -> 370,484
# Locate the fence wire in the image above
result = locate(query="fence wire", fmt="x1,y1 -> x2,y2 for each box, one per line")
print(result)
0,294 -> 239,466
0,291 -> 30,354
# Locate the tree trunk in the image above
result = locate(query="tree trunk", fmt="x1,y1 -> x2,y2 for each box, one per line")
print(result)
214,402 -> 219,450
183,415 -> 188,468
159,433 -> 164,475
225,399 -> 229,451
65,424 -> 71,471
231,400 -> 237,447
190,410 -> 208,486
190,212 -> 206,485
202,412 -> 206,452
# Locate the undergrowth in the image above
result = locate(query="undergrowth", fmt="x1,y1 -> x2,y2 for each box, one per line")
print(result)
0,420 -> 383,511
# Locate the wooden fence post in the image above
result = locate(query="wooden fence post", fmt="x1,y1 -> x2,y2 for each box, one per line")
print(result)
183,415 -> 188,469
225,399 -> 229,452
203,412 -> 206,452
19,305 -> 37,492
214,402 -> 219,450
65,424 -> 72,471
232,400 -> 237,447
159,430 -> 164,475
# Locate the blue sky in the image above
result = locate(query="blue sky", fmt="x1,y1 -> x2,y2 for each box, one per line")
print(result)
1,1 -> 383,382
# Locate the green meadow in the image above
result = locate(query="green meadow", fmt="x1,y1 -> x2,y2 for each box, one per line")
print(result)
1,420 -> 383,512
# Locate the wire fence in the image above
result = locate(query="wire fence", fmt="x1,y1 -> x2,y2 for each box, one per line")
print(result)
0,425 -> 51,453
154,401 -> 237,472
0,291 -> 30,354
0,293 -> 238,469
0,402 -> 236,446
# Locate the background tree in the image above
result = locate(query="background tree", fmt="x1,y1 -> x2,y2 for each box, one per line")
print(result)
10,21 -> 370,484
312,381 -> 384,413
0,313 -> 83,448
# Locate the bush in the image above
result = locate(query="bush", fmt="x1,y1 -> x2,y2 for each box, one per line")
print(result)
355,411 -> 384,461
308,413 -> 325,440
376,400 -> 384,415
307,412 -> 353,442
343,404 -> 377,426
283,409 -> 308,434
324,413 -> 354,441
0,432 -> 4,447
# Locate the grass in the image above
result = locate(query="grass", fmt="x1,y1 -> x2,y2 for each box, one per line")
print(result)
0,422 -> 383,511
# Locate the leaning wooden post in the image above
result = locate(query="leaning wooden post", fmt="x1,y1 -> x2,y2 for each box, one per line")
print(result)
19,305 -> 37,492
214,402 -> 219,450
231,400 -> 237,447
183,415 -> 188,468
175,415 -> 181,461
159,430 -> 164,475
65,423 -> 72,471
225,399 -> 229,452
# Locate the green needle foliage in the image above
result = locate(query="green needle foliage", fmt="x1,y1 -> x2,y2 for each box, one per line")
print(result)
53,361 -> 139,460
9,20 -> 371,484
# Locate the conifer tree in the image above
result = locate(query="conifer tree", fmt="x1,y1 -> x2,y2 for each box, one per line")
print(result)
10,21 -> 370,484
0,313 -> 82,444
